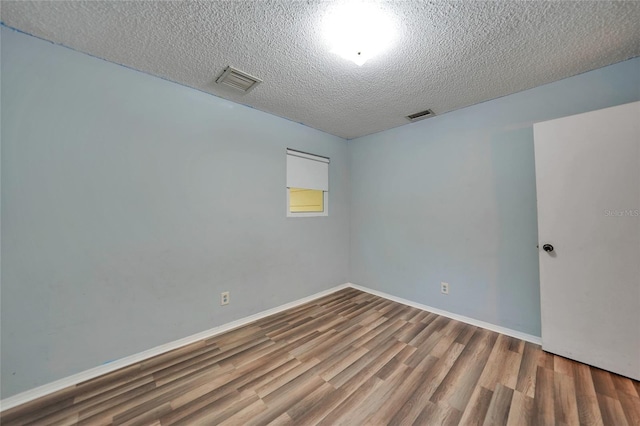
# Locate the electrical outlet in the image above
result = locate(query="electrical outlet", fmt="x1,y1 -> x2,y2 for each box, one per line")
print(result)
440,282 -> 449,295
221,291 -> 230,305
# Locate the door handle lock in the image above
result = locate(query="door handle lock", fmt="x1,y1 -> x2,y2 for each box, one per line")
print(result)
543,244 -> 554,253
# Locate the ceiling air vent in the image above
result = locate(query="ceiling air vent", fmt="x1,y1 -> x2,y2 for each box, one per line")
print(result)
406,109 -> 435,122
216,66 -> 262,93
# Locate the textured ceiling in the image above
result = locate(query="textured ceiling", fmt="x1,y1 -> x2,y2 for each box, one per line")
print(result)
2,1 -> 639,139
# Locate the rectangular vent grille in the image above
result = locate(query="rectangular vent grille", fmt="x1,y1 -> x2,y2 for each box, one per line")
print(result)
216,66 -> 262,93
406,109 -> 435,121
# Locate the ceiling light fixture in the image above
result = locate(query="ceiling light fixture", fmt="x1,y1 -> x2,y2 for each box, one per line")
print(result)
323,1 -> 396,66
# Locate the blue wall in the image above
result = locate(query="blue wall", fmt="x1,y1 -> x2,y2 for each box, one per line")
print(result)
349,57 -> 640,337
1,27 -> 350,397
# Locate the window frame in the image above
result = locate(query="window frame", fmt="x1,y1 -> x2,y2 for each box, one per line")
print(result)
286,148 -> 329,218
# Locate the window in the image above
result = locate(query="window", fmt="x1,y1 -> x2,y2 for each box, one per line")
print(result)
289,188 -> 324,213
286,149 -> 329,217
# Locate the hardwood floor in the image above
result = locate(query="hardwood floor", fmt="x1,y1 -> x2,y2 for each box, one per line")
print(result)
2,288 -> 639,425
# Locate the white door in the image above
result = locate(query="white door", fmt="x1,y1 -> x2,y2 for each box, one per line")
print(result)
534,101 -> 640,380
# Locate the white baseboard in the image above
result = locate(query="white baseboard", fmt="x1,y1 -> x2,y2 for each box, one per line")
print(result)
347,283 -> 542,345
0,283 -> 349,412
1,281 -> 541,412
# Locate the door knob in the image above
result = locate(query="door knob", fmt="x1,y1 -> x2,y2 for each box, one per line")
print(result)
543,244 -> 554,252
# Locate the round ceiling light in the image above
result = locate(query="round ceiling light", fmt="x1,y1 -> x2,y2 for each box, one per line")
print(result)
323,1 -> 397,66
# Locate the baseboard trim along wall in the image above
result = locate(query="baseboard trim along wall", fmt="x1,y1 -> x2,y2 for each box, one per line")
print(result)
0,283 -> 350,412
0,281 -> 541,411
348,283 -> 542,345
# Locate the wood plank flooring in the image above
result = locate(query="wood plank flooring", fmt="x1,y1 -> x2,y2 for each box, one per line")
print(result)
2,288 -> 639,425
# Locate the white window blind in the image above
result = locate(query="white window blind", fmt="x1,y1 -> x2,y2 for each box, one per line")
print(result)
286,149 -> 329,191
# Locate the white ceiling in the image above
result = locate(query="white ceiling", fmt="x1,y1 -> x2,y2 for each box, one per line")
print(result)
2,1 -> 639,139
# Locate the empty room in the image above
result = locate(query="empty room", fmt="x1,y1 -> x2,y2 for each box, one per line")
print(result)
1,1 -> 639,425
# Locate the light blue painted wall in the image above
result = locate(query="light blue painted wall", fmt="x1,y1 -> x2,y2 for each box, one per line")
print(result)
349,57 -> 640,337
0,27 -> 350,397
